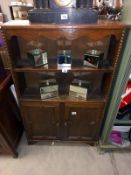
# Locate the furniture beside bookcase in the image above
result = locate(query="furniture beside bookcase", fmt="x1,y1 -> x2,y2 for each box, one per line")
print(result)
0,26 -> 23,157
2,20 -> 127,145
0,26 -> 10,69
0,72 -> 23,158
99,27 -> 131,152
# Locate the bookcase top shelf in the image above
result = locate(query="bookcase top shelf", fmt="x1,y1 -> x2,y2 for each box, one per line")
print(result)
14,66 -> 113,73
2,20 -> 130,30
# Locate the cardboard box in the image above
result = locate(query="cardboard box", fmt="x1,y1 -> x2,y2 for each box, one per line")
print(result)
27,49 -> 47,67
69,85 -> 88,100
40,79 -> 58,100
57,50 -> 72,69
84,50 -> 104,68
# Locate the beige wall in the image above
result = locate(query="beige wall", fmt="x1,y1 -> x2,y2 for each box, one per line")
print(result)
0,0 -> 12,20
122,0 -> 131,22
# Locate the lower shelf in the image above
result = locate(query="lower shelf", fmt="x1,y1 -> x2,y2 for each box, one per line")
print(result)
21,95 -> 106,103
99,140 -> 131,151
115,119 -> 131,126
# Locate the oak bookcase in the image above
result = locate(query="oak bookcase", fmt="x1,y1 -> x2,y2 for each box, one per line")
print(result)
2,20 -> 127,145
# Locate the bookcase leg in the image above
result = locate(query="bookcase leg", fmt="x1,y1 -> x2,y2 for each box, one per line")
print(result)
13,152 -> 18,158
97,146 -> 106,154
27,140 -> 36,145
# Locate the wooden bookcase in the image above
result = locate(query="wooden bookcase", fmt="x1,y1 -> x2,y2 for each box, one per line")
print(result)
2,20 -> 127,145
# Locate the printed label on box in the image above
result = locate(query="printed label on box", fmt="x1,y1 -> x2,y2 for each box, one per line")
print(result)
69,85 -> 87,100
40,85 -> 58,100
61,14 -> 68,20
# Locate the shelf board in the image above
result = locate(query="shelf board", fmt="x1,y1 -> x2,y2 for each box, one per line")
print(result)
99,141 -> 131,150
13,58 -> 114,72
14,66 -> 113,73
20,87 -> 106,103
20,97 -> 105,104
115,119 -> 131,126
20,94 -> 106,103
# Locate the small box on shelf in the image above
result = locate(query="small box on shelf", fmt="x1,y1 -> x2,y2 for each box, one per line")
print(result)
27,48 -> 48,67
109,128 -> 131,148
69,85 -> 87,100
57,50 -> 72,69
83,49 -> 104,68
40,79 -> 58,100
69,79 -> 89,100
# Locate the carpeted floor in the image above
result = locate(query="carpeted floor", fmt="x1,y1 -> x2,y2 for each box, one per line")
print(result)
0,134 -> 131,175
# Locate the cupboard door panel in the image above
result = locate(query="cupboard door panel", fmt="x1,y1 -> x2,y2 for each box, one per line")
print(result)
65,103 -> 104,141
22,102 -> 60,140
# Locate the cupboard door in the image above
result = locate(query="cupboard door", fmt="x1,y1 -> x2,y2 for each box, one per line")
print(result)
64,102 -> 104,141
22,101 -> 60,140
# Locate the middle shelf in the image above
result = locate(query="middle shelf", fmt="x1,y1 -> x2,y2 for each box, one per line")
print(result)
13,58 -> 114,73
14,66 -> 113,73
15,71 -> 111,102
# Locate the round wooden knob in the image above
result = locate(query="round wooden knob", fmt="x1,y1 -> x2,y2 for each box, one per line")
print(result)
56,122 -> 60,127
90,121 -> 95,125
64,122 -> 67,126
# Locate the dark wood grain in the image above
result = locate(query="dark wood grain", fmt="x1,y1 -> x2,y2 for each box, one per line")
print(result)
0,72 -> 23,157
2,20 -> 127,29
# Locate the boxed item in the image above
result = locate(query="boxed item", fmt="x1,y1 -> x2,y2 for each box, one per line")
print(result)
57,50 -> 72,69
109,126 -> 131,148
27,48 -> 47,67
83,49 -> 104,68
69,85 -> 87,100
40,79 -> 58,100
69,79 -> 89,100
109,130 -> 131,148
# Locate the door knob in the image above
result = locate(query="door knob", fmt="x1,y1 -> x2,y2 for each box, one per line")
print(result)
64,122 -> 68,127
90,121 -> 95,125
71,112 -> 77,115
56,122 -> 60,127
